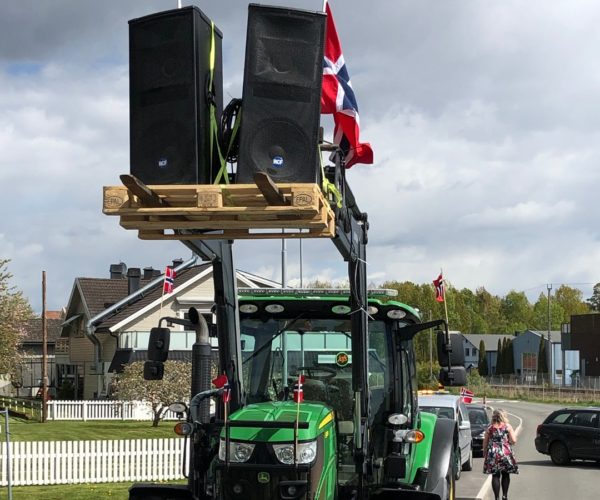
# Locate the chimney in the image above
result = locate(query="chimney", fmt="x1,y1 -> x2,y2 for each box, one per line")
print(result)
127,268 -> 142,295
172,258 -> 184,269
152,269 -> 162,278
110,262 -> 127,279
143,267 -> 155,280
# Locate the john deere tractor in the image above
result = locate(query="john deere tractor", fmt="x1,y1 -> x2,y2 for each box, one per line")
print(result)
129,170 -> 466,500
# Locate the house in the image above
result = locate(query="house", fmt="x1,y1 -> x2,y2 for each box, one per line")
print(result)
511,330 -> 561,383
461,334 -> 515,375
568,314 -> 600,377
0,311 -> 64,398
58,258 -> 278,399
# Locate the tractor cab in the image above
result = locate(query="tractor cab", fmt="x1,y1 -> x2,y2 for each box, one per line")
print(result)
214,288 -> 427,498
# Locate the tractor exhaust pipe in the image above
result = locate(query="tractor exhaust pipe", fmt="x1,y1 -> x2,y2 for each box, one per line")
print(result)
189,308 -> 212,423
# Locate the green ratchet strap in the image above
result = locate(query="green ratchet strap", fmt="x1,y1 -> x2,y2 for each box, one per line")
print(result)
319,147 -> 343,209
208,21 -> 229,185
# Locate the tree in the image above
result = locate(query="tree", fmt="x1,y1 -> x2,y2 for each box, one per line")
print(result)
537,335 -> 548,375
586,282 -> 600,311
114,360 -> 192,426
478,340 -> 488,377
0,259 -> 33,376
507,339 -> 515,374
554,285 -> 590,322
500,291 -> 532,333
495,339 -> 503,375
531,293 -> 564,331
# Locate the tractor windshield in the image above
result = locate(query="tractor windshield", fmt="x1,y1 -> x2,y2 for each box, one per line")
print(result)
240,316 -> 390,421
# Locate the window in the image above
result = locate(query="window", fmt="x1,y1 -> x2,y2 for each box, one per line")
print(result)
465,348 -> 470,356
549,412 -> 571,424
568,411 -> 598,428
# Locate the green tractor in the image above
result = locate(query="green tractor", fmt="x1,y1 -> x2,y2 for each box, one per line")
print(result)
210,288 -> 465,500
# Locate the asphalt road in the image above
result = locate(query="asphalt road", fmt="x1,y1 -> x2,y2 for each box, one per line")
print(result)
455,398 -> 600,500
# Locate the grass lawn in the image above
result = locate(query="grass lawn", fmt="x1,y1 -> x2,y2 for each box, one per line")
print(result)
11,480 -> 186,499
6,418 -> 179,441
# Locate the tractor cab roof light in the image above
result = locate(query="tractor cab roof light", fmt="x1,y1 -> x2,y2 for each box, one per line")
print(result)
238,287 -> 398,298
387,309 -> 407,319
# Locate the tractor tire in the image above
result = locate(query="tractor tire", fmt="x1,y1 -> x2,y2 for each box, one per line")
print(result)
462,448 -> 473,471
550,441 -> 570,465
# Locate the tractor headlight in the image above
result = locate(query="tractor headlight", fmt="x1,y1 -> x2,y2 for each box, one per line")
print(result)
272,441 -> 317,465
218,439 -> 255,463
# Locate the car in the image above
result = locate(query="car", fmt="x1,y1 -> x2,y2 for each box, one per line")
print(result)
419,394 -> 473,479
535,406 -> 600,465
466,404 -> 491,456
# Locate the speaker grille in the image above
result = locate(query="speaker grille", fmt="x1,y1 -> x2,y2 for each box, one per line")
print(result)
129,7 -> 222,185
236,5 -> 325,184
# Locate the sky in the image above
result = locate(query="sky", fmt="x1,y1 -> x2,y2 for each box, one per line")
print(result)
2,0 -> 600,314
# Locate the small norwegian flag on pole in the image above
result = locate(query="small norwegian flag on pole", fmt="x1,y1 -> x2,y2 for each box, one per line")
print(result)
433,273 -> 444,303
213,374 -> 231,403
460,387 -> 474,404
213,374 -> 231,402
163,266 -> 176,294
293,374 -> 305,403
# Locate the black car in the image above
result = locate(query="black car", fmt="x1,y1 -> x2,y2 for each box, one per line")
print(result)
534,407 -> 600,465
467,404 -> 491,456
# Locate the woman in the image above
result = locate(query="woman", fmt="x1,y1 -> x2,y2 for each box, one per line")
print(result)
483,409 -> 518,500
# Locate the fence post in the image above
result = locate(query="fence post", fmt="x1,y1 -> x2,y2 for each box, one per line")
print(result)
82,401 -> 87,422
122,401 -> 126,421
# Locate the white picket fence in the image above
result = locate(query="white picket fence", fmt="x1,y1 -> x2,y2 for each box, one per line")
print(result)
46,400 -> 182,421
0,438 -> 188,486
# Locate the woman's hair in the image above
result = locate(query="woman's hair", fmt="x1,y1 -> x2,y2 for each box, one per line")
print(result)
491,409 -> 509,424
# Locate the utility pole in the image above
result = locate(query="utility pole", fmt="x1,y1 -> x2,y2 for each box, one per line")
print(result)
42,271 -> 48,423
547,283 -> 552,385
429,310 -> 433,381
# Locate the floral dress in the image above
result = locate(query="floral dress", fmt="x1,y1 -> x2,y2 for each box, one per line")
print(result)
483,424 -> 519,474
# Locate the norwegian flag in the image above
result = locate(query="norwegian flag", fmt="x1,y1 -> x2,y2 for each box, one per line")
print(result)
213,374 -> 231,403
163,266 -> 176,294
460,387 -> 474,404
433,273 -> 444,303
293,374 -> 305,403
321,2 -> 373,168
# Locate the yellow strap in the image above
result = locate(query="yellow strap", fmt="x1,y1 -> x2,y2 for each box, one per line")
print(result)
319,148 -> 343,208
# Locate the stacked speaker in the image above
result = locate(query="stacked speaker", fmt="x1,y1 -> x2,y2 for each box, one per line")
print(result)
128,4 -> 325,185
129,6 -> 222,185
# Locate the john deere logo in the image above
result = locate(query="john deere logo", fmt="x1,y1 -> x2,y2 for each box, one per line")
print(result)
336,352 -> 350,367
257,471 -> 270,484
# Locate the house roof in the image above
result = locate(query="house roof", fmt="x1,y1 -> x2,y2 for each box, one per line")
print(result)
523,329 -> 561,343
22,313 -> 64,343
69,264 -> 272,334
86,264 -> 212,332
462,334 -> 515,352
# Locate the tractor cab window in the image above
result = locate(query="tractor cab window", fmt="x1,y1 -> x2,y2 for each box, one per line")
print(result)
240,317 -> 391,423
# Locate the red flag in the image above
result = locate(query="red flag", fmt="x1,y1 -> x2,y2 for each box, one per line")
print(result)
293,374 -> 305,403
163,266 -> 176,294
321,2 -> 373,168
460,387 -> 474,404
433,273 -> 444,303
213,374 -> 231,403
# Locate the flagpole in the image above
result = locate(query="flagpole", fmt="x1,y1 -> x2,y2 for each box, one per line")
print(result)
441,268 -> 450,328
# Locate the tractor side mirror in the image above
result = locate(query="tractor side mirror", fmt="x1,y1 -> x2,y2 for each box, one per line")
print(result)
144,360 -> 165,380
436,331 -> 465,366
148,327 -> 170,362
439,366 -> 467,386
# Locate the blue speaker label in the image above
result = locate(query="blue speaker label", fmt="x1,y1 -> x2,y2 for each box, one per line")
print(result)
272,155 -> 284,168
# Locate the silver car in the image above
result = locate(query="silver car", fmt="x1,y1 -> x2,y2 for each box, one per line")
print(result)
419,394 -> 473,480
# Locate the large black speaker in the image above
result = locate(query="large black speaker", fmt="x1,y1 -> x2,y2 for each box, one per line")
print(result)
129,6 -> 222,185
236,5 -> 326,184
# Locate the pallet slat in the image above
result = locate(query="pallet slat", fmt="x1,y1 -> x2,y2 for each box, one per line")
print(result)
103,182 -> 336,240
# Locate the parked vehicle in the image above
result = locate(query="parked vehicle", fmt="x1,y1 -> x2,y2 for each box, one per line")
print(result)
466,404 -> 490,456
419,394 -> 473,479
535,407 -> 600,465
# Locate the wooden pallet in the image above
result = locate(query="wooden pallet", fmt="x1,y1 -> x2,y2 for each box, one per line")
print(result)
103,178 -> 336,240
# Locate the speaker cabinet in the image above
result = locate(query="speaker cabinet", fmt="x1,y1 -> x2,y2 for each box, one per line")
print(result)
129,6 -> 222,185
236,5 -> 326,184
